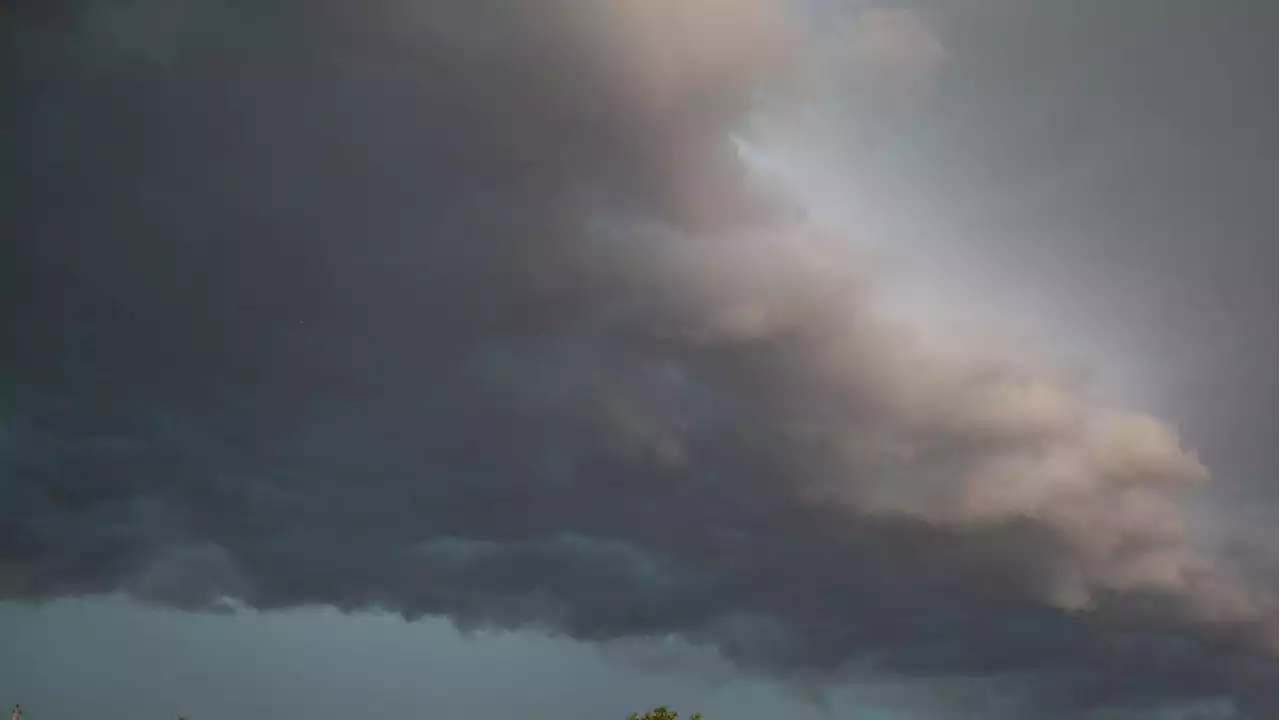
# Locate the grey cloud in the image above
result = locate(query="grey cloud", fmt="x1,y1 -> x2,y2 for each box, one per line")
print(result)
1,1 -> 1274,717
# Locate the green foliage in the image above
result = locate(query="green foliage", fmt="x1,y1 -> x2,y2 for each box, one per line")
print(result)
626,706 -> 703,720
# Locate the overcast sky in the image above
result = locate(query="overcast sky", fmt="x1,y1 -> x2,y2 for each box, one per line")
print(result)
1,1 -> 1274,719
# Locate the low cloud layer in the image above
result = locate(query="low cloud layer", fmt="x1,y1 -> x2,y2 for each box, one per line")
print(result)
2,1 -> 1274,717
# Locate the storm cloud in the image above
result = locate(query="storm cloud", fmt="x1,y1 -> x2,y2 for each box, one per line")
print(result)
1,1 -> 1274,717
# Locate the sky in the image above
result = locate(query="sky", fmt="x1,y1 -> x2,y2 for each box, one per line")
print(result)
0,1 -> 1274,719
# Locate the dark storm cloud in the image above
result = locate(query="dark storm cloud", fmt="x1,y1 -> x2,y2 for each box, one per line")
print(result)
1,1 -> 1273,717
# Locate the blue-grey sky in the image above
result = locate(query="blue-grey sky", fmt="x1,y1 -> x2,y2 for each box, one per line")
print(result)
1,1 -> 1274,719
1,598 -> 856,720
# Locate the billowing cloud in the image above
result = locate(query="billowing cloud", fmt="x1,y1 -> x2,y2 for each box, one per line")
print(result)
1,1 -> 1274,717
